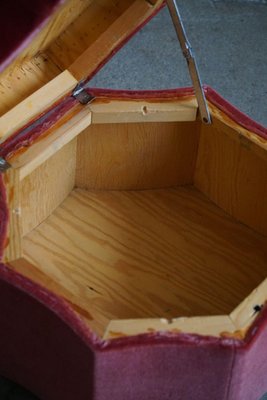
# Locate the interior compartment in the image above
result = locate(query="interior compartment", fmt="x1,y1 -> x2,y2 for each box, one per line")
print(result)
7,119 -> 267,337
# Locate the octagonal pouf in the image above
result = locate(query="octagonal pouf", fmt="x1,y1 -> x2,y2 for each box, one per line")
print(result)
0,1 -> 267,399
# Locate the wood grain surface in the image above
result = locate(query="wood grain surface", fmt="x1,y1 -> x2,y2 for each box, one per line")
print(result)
21,140 -> 77,236
195,121 -> 267,236
21,186 -> 267,336
47,0 -> 136,71
76,122 -> 200,190
3,168 -> 22,262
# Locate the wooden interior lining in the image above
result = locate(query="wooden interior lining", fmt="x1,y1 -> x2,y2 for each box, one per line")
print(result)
21,139 -> 77,237
0,0 -> 163,117
0,71 -> 77,143
89,98 -> 198,124
104,315 -> 237,339
75,121 -> 200,190
0,0 -> 93,81
0,54 -> 63,117
194,119 -> 267,236
3,168 -> 22,263
20,186 -> 267,336
0,0 -> 93,116
47,0 -> 138,71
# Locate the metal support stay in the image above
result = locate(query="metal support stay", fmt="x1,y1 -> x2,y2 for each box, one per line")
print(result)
166,0 -> 211,124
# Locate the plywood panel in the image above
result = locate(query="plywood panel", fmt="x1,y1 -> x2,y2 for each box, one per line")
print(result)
21,140 -> 77,236
11,107 -> 92,180
2,168 -> 22,262
75,122 -> 200,190
89,98 -> 197,124
0,0 -> 93,116
0,54 -> 62,117
194,121 -> 267,236
0,0 -> 93,79
22,186 -> 267,336
47,0 -> 135,70
0,71 -> 77,143
104,315 -> 236,339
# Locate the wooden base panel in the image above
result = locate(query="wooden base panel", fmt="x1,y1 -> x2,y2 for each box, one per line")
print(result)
10,186 -> 267,337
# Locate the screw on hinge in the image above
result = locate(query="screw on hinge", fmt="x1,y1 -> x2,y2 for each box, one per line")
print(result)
0,157 -> 11,173
72,81 -> 94,105
253,304 -> 263,315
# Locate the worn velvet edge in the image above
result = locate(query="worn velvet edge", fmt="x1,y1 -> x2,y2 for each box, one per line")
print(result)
0,0 -> 65,74
85,86 -> 267,138
0,95 -> 77,160
0,262 -> 97,350
1,86 -> 267,161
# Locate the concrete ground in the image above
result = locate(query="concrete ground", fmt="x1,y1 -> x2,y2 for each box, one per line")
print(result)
1,1 -> 266,399
91,0 -> 267,127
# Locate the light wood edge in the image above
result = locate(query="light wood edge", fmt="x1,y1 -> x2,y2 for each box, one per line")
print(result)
90,98 -> 198,124
8,96 -> 196,178
0,0 -> 93,81
2,168 -> 22,262
209,102 -> 267,161
0,71 -> 77,144
69,0 -> 164,80
104,315 -> 236,340
11,107 -> 92,180
230,278 -> 267,333
105,279 -> 267,340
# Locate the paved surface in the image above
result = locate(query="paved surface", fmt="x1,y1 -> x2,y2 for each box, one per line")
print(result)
1,1 -> 266,399
91,0 -> 267,126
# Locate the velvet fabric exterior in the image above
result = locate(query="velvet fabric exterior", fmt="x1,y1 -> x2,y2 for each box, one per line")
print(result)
95,339 -> 235,400
1,261 -> 267,400
0,0 -> 63,73
229,309 -> 267,400
0,265 -> 95,400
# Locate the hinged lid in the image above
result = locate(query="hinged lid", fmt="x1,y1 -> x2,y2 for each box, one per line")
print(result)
0,0 -> 164,117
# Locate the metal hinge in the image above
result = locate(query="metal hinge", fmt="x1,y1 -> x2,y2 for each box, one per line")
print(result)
72,81 -> 95,105
0,157 -> 11,173
166,0 -> 211,124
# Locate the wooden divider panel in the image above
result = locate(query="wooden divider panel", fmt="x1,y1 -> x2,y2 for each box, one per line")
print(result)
76,121 -> 200,190
2,168 -> 22,263
194,119 -> 267,236
21,139 -> 77,237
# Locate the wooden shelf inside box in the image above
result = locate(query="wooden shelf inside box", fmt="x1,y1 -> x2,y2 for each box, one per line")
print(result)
19,185 -> 267,337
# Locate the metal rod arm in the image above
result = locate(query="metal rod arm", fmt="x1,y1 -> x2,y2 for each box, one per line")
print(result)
166,0 -> 211,124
